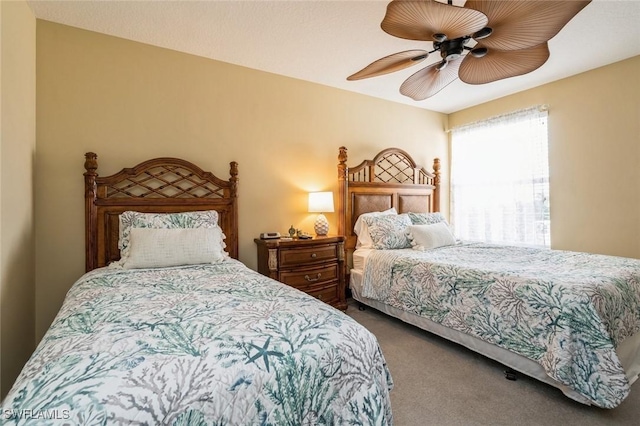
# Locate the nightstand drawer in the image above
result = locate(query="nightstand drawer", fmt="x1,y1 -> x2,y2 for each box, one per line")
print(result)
307,284 -> 338,304
279,244 -> 337,267
279,264 -> 338,288
254,235 -> 347,311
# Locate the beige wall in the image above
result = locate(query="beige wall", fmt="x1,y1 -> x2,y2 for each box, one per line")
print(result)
0,0 -> 36,398
35,21 -> 448,340
449,56 -> 640,259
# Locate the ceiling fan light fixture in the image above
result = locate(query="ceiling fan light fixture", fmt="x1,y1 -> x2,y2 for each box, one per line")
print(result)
470,47 -> 488,58
433,33 -> 447,42
445,52 -> 461,61
472,27 -> 493,40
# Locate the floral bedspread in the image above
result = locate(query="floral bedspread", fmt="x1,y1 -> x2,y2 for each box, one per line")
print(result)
3,260 -> 393,425
362,242 -> 640,408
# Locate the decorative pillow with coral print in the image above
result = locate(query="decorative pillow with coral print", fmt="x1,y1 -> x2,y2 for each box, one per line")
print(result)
362,213 -> 412,250
354,208 -> 398,249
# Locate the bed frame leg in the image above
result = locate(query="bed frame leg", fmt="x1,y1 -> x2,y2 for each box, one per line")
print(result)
504,368 -> 518,381
358,303 -> 366,311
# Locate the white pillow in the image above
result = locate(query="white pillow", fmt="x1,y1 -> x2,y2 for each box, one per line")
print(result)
354,208 -> 397,249
122,228 -> 226,269
115,210 -> 225,267
407,222 -> 456,251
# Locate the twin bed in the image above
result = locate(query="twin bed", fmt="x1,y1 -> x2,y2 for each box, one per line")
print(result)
2,154 -> 393,425
338,146 -> 640,409
3,146 -> 640,423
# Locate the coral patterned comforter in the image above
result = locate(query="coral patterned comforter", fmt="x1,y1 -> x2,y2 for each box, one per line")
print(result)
362,242 -> 640,408
3,259 -> 393,425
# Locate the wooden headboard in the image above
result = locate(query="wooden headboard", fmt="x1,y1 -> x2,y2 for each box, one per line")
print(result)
337,146 -> 440,251
84,153 -> 239,272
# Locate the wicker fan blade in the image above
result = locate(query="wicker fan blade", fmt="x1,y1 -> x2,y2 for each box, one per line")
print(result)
382,0 -> 487,41
459,43 -> 550,85
347,50 -> 430,81
465,0 -> 591,51
400,58 -> 461,100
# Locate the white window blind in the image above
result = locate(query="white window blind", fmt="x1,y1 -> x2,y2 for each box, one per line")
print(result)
451,106 -> 550,247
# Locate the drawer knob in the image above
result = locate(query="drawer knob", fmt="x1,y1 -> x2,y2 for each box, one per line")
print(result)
310,253 -> 317,258
317,294 -> 323,300
304,273 -> 322,282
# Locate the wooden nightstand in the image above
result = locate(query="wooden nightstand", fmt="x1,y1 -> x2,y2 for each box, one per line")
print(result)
254,235 -> 347,311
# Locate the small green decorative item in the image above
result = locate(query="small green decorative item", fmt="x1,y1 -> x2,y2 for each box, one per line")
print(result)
288,225 -> 296,238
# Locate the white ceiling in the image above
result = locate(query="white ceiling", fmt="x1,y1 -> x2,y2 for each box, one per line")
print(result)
28,0 -> 640,114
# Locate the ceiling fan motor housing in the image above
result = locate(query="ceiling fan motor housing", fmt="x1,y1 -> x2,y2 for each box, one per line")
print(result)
438,38 -> 466,61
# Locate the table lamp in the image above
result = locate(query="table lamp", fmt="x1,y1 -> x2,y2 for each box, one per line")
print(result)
308,191 -> 334,236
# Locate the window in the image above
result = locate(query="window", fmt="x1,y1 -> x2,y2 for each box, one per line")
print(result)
450,106 -> 550,247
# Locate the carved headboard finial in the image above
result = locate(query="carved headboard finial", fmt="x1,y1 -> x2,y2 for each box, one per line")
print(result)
338,146 -> 348,180
84,152 -> 98,199
338,146 -> 348,165
84,152 -> 98,173
433,158 -> 441,212
229,161 -> 239,198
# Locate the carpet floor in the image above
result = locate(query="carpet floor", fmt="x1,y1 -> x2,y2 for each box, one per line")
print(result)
345,299 -> 639,426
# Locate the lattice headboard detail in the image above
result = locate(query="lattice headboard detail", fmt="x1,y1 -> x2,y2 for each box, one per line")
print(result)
345,148 -> 436,185
337,146 -> 440,251
84,153 -> 239,271
104,164 -> 229,199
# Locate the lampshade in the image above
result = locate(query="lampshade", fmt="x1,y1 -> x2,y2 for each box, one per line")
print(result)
308,192 -> 334,213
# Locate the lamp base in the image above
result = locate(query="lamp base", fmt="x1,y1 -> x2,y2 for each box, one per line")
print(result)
314,213 -> 329,236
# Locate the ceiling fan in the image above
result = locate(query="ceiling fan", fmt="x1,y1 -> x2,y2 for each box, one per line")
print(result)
348,0 -> 592,100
